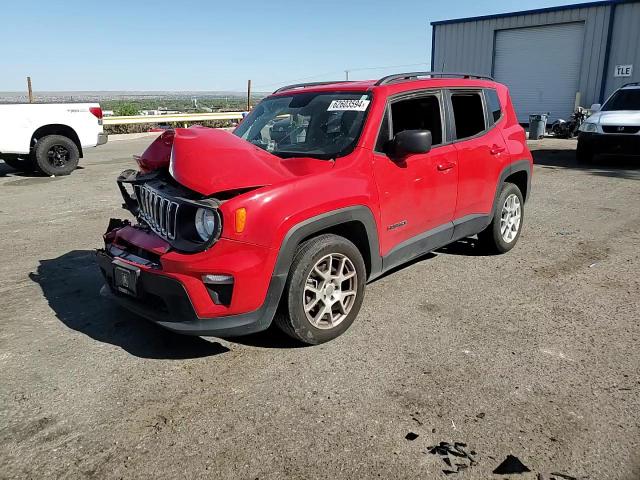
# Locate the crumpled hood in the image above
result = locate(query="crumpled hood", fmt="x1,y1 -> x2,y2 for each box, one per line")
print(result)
589,110 -> 640,126
167,127 -> 332,196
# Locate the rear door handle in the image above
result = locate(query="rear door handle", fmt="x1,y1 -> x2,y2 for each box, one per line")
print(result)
490,145 -> 506,155
437,162 -> 456,171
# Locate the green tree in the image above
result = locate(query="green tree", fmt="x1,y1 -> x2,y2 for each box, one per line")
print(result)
114,103 -> 139,116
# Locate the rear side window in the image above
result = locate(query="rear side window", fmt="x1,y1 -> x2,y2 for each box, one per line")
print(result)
451,92 -> 486,140
485,89 -> 502,124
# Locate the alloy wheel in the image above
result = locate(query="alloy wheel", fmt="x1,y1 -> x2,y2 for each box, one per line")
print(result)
302,253 -> 358,329
500,193 -> 521,243
47,145 -> 70,168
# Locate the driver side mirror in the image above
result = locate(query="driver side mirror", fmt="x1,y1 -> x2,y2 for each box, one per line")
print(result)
590,103 -> 601,112
388,130 -> 432,157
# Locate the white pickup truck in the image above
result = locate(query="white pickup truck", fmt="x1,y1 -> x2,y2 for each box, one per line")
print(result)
0,103 -> 107,176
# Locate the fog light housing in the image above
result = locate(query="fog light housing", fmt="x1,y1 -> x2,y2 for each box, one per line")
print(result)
202,274 -> 233,284
202,274 -> 234,306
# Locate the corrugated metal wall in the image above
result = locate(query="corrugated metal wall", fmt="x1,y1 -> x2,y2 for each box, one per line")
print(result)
432,4 -> 614,107
605,1 -> 640,97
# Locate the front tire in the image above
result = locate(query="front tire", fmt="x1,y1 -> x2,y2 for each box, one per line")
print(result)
477,182 -> 524,254
274,234 -> 367,345
34,135 -> 79,176
2,154 -> 36,172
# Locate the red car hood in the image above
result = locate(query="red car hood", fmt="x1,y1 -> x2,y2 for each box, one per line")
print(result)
154,127 -> 332,196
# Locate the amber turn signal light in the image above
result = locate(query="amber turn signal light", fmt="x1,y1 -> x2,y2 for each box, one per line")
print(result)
234,208 -> 247,233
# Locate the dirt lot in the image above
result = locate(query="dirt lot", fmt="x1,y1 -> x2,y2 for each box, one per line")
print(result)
0,137 -> 639,479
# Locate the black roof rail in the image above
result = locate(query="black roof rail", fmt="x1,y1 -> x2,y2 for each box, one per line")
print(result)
273,81 -> 354,94
621,82 -> 640,88
375,71 -> 494,86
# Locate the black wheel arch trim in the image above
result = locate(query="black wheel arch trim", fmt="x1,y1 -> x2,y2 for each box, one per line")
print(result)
272,205 -> 382,280
31,124 -> 84,158
490,159 -> 531,220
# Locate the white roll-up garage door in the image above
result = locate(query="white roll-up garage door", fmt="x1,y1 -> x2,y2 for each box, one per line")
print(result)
493,22 -> 584,123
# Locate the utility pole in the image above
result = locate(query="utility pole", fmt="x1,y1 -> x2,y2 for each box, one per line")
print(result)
27,76 -> 33,103
246,79 -> 252,111
345,70 -> 350,81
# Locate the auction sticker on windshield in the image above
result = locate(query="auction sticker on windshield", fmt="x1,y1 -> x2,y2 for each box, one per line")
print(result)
327,99 -> 370,111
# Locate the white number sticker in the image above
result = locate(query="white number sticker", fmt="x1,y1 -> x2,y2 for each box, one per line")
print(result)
327,99 -> 370,111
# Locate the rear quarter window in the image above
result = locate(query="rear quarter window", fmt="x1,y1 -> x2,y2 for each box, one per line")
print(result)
485,89 -> 502,124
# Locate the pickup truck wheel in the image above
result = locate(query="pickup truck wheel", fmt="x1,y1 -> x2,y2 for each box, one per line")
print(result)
34,135 -> 79,176
274,234 -> 366,345
477,182 -> 524,254
2,154 -> 36,172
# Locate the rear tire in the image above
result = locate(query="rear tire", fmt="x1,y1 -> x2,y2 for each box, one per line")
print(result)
477,182 -> 524,254
34,135 -> 79,176
274,234 -> 366,345
2,154 -> 36,172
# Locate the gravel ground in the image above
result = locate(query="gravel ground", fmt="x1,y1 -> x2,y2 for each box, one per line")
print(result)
0,137 -> 638,479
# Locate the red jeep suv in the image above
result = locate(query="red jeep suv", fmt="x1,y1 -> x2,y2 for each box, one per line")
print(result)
98,72 -> 532,344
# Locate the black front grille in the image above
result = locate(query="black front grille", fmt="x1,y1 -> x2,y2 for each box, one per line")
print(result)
134,184 -> 180,240
602,125 -> 640,134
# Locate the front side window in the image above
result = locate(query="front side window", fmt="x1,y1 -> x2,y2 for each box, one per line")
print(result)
376,94 -> 443,151
602,89 -> 640,111
451,92 -> 486,140
234,92 -> 371,159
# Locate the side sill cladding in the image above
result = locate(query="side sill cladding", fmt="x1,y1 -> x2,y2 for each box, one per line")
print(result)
273,206 -> 383,281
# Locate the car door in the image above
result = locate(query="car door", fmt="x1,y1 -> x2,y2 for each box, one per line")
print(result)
447,89 -> 510,219
371,90 -> 458,255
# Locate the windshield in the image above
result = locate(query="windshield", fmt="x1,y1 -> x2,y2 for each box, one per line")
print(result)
233,91 -> 372,159
602,89 -> 640,111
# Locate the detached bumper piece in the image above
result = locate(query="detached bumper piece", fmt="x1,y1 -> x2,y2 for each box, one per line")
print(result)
96,250 -> 276,337
579,132 -> 640,156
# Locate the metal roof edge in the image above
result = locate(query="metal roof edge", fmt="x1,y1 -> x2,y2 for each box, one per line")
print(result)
430,0 -> 638,26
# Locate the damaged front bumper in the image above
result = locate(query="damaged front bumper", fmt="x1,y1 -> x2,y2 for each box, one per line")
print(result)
98,249 -> 281,336
97,220 -> 284,337
96,231 -> 286,337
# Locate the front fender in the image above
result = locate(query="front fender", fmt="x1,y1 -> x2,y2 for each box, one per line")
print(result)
269,205 -> 382,280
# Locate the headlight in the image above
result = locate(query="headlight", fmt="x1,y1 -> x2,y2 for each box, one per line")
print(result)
195,208 -> 219,241
579,122 -> 597,133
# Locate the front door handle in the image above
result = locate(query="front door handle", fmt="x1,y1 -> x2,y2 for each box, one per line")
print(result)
490,144 -> 506,155
437,162 -> 456,171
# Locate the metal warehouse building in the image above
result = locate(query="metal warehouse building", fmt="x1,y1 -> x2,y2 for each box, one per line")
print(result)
431,0 -> 640,122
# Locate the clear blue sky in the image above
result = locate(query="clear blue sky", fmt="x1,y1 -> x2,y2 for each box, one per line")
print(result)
0,0 -> 595,92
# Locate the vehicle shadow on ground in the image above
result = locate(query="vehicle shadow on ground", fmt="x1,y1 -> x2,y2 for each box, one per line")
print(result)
531,147 -> 640,180
369,252 -> 438,283
0,161 -> 85,179
436,237 -> 489,256
228,326 -> 307,349
0,162 -> 38,178
29,250 -> 230,359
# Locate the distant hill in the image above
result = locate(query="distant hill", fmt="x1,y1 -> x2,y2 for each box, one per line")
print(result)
0,90 -> 268,104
